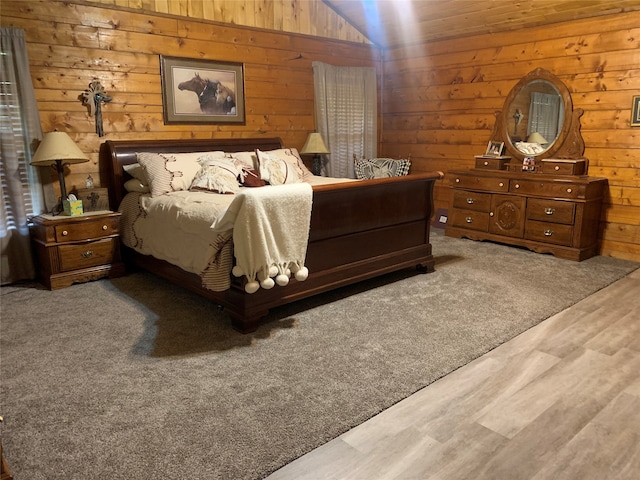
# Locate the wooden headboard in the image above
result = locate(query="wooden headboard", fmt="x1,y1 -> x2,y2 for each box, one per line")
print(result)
99,137 -> 284,211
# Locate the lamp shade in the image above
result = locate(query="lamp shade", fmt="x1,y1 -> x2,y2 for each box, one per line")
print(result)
527,132 -> 548,144
300,132 -> 330,155
31,131 -> 89,166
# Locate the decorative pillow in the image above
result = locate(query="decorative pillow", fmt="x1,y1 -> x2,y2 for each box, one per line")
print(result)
123,163 -> 148,184
225,151 -> 257,169
190,155 -> 242,194
354,157 -> 411,180
263,148 -> 313,181
124,178 -> 150,193
136,151 -> 223,197
238,166 -> 266,187
255,149 -> 303,185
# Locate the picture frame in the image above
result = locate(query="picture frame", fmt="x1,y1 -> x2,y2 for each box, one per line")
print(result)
160,55 -> 245,125
631,95 -> 640,127
485,141 -> 504,157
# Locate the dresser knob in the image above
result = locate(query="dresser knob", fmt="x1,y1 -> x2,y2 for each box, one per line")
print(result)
466,198 -> 475,204
490,212 -> 494,217
567,188 -> 572,193
514,184 -> 520,189
555,166 -> 560,171
544,230 -> 553,237
465,216 -> 473,223
62,230 -> 68,236
455,178 -> 460,183
484,161 -> 489,166
102,225 -> 108,230
499,182 -> 504,187
82,250 -> 94,258
545,208 -> 555,215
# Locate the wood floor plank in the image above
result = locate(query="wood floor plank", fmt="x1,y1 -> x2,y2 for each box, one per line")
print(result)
266,269 -> 640,480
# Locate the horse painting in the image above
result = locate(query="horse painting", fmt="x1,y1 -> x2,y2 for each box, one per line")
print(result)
178,73 -> 236,115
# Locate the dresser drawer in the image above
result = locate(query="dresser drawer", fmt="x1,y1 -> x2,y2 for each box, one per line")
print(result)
525,220 -> 573,246
58,238 -> 115,272
450,209 -> 490,232
452,190 -> 492,212
54,217 -> 118,243
510,179 -> 584,199
452,174 -> 509,193
527,198 -> 575,225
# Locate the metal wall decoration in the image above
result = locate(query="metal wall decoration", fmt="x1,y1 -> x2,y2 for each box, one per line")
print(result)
82,80 -> 111,137
631,96 -> 640,127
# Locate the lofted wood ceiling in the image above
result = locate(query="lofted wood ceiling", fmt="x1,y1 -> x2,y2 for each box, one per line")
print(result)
322,0 -> 640,48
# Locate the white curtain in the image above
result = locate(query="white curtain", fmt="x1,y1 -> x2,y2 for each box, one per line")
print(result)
312,61 -> 377,178
528,91 -> 563,142
0,27 -> 53,284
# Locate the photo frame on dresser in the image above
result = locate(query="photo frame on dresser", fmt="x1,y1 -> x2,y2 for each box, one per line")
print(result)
485,141 -> 504,156
160,55 -> 245,125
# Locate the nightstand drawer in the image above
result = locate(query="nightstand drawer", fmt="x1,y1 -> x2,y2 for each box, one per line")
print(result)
58,238 -> 115,272
54,217 -> 118,243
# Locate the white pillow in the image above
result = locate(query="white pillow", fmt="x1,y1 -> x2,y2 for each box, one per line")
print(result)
255,149 -> 303,185
190,156 -> 242,194
124,178 -> 150,193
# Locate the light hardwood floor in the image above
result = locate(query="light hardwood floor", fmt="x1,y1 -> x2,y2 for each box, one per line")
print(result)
267,268 -> 640,480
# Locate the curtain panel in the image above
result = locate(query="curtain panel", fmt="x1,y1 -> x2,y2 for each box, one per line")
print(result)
312,61 -> 377,178
0,27 -> 52,284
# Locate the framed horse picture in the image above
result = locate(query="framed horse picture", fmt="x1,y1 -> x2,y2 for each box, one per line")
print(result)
160,56 -> 245,124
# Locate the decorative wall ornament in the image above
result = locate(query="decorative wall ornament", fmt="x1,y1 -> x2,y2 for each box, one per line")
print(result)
82,80 -> 111,137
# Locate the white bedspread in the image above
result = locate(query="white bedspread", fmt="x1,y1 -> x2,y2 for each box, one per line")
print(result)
210,183 -> 313,293
118,176 -> 355,292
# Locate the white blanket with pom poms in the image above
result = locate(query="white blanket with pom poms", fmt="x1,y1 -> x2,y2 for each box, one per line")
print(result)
210,183 -> 313,293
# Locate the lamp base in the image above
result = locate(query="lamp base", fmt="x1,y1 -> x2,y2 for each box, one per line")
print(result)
312,154 -> 322,176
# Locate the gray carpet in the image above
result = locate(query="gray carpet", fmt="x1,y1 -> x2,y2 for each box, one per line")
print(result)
1,231 -> 638,480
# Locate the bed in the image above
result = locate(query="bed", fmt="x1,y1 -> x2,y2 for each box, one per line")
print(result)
100,137 -> 443,333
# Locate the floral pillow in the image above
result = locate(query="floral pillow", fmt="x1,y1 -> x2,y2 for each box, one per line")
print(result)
354,156 -> 411,180
255,149 -> 305,185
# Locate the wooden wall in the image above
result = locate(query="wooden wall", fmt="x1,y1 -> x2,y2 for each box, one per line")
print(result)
381,11 -> 640,262
1,0 -> 379,193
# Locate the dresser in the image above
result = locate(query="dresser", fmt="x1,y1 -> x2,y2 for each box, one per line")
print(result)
445,169 -> 606,261
30,210 -> 125,289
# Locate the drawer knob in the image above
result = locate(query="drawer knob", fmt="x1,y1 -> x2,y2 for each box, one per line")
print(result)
490,212 -> 494,217
544,230 -> 554,237
466,198 -> 475,204
499,182 -> 504,187
62,230 -> 68,236
514,183 -> 520,189
567,188 -> 573,193
555,166 -> 560,171
545,208 -> 555,215
483,161 -> 489,166
102,225 -> 108,231
455,178 -> 460,183
82,250 -> 94,258
465,216 -> 473,223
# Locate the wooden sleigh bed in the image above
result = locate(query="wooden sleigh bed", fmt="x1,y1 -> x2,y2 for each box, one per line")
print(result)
100,137 -> 443,333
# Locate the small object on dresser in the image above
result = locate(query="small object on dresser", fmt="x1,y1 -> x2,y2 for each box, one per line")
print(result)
77,187 -> 109,212
62,195 -> 83,216
85,174 -> 94,188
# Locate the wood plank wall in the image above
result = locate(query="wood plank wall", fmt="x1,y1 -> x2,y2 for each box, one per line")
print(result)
0,0 -> 378,193
381,11 -> 640,262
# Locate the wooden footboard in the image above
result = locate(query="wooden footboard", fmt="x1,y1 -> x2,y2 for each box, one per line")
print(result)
100,138 -> 442,333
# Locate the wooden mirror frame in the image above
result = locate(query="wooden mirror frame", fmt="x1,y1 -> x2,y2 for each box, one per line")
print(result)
490,68 -> 585,162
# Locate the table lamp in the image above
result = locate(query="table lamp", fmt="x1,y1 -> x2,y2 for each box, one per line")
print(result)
30,131 -> 90,213
527,132 -> 548,145
300,132 -> 330,176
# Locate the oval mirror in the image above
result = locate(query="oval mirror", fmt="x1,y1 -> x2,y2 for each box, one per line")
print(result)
495,68 -> 584,162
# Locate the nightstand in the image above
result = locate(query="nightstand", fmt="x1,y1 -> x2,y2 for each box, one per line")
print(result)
29,210 -> 125,289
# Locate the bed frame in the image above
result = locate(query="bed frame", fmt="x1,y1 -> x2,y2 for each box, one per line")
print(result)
100,137 -> 443,333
